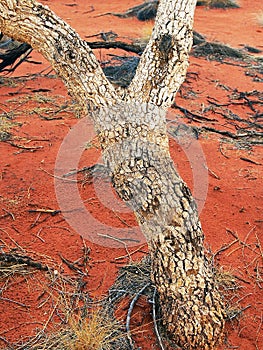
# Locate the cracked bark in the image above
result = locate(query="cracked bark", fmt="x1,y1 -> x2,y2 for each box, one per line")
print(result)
95,102 -> 225,349
0,0 -> 225,348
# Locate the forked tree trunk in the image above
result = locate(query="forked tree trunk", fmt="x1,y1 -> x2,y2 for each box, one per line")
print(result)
0,0 -> 225,348
95,102 -> 225,349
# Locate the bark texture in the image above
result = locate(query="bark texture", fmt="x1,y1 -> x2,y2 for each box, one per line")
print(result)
0,0 -> 118,112
95,102 -> 225,349
126,0 -> 197,108
0,0 -> 225,348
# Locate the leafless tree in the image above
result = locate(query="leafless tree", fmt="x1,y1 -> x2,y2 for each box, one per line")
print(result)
0,1 -> 225,348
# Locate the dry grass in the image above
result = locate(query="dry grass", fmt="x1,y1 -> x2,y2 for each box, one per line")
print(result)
0,116 -> 19,141
5,308 -> 125,350
63,310 -> 123,350
0,77 -> 18,87
0,240 -> 128,350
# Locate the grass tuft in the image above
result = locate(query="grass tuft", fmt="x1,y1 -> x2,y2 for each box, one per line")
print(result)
64,310 -> 122,350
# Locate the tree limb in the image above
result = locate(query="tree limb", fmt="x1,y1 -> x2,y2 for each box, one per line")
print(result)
0,0 -> 119,112
126,0 -> 197,107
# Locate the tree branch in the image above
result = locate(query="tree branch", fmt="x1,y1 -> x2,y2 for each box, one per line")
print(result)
0,0 -> 119,112
0,0 -> 197,111
126,0 -> 197,108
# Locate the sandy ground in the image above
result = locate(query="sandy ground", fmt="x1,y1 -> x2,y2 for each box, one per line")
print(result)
0,1 -> 262,349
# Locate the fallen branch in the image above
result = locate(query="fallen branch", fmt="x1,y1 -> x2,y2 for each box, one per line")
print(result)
0,252 -> 48,271
172,103 -> 218,122
87,40 -> 144,54
200,126 -> 263,141
28,208 -> 61,216
94,1 -> 158,21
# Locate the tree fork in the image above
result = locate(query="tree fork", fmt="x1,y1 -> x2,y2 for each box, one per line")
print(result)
0,0 -> 226,348
95,102 -> 225,349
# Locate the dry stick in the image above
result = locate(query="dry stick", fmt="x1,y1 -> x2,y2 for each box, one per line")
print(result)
228,305 -> 251,321
80,236 -> 90,273
2,208 -> 15,220
36,299 -> 60,337
87,40 -> 143,54
97,233 -> 132,260
201,126 -> 263,141
59,253 -> 87,276
0,296 -> 30,308
242,226 -> 256,258
115,244 -> 147,261
256,311 -> 263,345
126,283 -> 151,348
0,228 -> 25,252
39,167 -> 78,183
235,293 -> 253,305
255,261 -> 263,289
0,321 -> 43,337
0,212 -> 11,220
213,239 -> 239,258
203,164 -> 220,180
28,208 -> 61,216
34,227 -> 46,243
219,142 -> 230,159
244,254 -> 261,272
152,287 -> 165,350
255,233 -> 263,264
226,228 -> 257,255
172,103 -> 217,122
0,336 -> 10,346
112,209 -> 133,228
30,212 -> 41,229
240,157 -> 262,165
11,224 -> 20,234
233,274 -> 250,285
7,141 -> 43,151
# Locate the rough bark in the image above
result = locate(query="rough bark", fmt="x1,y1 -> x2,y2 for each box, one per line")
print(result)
0,0 -> 225,348
0,0 -> 118,112
95,102 -> 225,349
126,0 -> 197,108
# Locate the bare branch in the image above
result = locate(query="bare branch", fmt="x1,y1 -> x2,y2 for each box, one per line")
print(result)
127,0 -> 197,108
0,0 -> 119,112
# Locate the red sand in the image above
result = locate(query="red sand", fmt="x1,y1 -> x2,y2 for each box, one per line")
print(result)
0,1 -> 262,349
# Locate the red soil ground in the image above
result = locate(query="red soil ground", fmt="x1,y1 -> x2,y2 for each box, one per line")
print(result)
0,0 -> 262,349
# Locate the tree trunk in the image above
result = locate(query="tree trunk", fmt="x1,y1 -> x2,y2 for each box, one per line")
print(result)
0,0 -> 225,348
95,102 -> 225,349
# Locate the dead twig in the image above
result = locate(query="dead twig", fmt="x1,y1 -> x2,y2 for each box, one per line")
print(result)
0,296 -> 30,308
97,233 -> 133,260
172,103 -> 218,122
227,304 -> 251,321
0,252 -> 48,271
59,253 -> 87,276
6,141 -> 43,151
213,239 -> 239,257
115,244 -> 147,261
87,40 -> 144,54
39,167 -> 78,182
28,208 -> 61,216
126,283 -> 151,348
204,164 -> 220,179
151,287 -> 165,350
0,228 -> 25,251
240,157 -> 261,165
